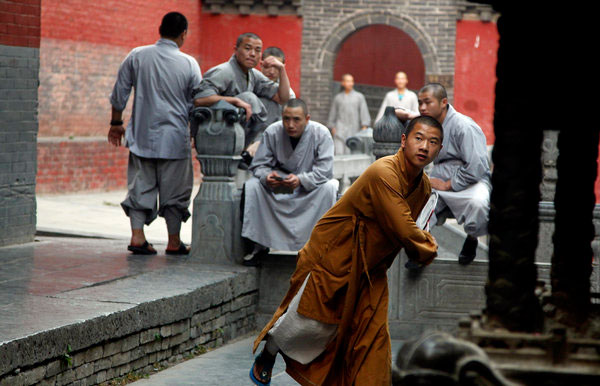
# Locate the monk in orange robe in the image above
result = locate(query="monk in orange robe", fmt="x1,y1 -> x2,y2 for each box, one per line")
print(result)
249,115 -> 444,386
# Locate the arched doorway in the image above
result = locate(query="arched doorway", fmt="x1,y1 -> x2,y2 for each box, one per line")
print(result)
332,24 -> 425,123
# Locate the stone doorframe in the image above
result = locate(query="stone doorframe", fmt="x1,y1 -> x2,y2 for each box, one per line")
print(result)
301,11 -> 443,123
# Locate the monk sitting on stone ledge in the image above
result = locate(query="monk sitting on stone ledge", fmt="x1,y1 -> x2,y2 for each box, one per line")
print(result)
241,98 -> 339,266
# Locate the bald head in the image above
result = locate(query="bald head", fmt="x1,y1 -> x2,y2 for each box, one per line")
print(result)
419,83 -> 447,102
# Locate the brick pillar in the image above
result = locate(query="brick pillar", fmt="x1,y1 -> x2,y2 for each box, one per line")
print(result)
0,0 -> 41,246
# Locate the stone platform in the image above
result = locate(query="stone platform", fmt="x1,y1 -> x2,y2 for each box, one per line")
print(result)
0,236 -> 259,385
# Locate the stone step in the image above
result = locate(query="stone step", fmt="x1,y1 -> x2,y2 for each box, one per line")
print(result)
0,236 -> 259,386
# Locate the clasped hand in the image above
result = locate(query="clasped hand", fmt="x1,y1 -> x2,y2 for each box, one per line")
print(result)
266,171 -> 300,190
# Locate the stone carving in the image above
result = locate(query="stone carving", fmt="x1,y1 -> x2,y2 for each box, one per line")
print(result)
346,127 -> 374,156
197,214 -> 228,259
373,106 -> 404,159
190,101 -> 246,264
393,331 -> 513,386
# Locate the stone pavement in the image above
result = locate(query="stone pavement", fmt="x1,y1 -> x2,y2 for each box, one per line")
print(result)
35,186 -> 200,243
134,335 -> 404,385
0,186 -> 265,385
0,234 -> 260,385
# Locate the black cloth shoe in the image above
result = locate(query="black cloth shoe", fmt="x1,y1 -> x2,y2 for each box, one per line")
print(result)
458,235 -> 478,265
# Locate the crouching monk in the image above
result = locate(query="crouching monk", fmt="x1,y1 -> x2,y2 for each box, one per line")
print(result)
242,98 -> 338,264
250,115 -> 444,385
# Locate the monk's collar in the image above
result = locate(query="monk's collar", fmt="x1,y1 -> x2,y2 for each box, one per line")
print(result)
442,104 -> 456,126
157,38 -> 179,49
230,54 -> 251,75
397,149 -> 423,189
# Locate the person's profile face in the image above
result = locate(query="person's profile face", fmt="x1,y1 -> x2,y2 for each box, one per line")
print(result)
235,37 -> 262,70
401,123 -> 443,171
282,106 -> 309,139
418,91 -> 447,122
395,73 -> 408,89
341,75 -> 354,92
261,55 -> 283,81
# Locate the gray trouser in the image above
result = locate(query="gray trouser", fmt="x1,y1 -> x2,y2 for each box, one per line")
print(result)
430,181 -> 490,237
121,152 -> 193,234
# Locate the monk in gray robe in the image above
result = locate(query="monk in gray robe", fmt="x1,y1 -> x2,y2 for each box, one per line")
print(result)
108,12 -> 202,255
193,32 -> 290,148
417,83 -> 491,264
243,46 -> 296,163
327,74 -> 371,155
242,98 -> 338,265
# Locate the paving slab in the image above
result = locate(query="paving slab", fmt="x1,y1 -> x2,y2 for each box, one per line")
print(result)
134,336 -> 404,386
36,186 -> 199,243
0,235 -> 258,378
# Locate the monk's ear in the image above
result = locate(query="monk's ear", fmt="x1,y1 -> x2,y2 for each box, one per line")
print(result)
401,133 -> 407,149
305,114 -> 311,121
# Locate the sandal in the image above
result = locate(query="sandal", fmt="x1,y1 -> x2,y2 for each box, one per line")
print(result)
165,242 -> 190,255
249,352 -> 274,386
127,241 -> 157,255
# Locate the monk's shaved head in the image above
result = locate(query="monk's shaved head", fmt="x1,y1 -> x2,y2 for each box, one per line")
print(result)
418,83 -> 447,102
283,98 -> 308,116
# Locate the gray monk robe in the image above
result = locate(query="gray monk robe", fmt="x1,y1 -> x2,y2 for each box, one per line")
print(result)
242,120 -> 339,251
327,89 -> 371,155
430,104 -> 491,237
193,55 -> 280,146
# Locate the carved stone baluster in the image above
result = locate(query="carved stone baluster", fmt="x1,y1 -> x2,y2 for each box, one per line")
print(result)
190,101 -> 246,264
372,106 -> 404,159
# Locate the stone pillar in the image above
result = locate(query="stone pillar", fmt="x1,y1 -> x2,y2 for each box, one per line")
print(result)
345,128 -> 374,157
190,101 -> 246,264
372,106 -> 404,159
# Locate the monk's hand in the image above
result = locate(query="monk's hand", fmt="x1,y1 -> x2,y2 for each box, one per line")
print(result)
233,98 -> 252,122
394,107 -> 419,121
430,178 -> 452,191
108,125 -> 125,147
246,141 -> 260,157
266,171 -> 283,188
283,174 -> 300,189
262,55 -> 284,71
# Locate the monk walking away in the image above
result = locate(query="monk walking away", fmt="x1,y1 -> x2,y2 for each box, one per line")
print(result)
249,116 -> 444,385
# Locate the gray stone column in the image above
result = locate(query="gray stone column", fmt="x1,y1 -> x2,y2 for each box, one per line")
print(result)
190,102 -> 246,264
372,106 -> 404,159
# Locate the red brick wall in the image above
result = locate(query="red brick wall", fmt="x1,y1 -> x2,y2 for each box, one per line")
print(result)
37,139 -> 129,193
197,12 -> 303,94
37,139 -> 202,194
38,0 -> 203,137
36,0 -> 302,193
0,0 -> 40,48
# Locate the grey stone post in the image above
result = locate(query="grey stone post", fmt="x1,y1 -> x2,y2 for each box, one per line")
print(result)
372,106 -> 404,159
190,101 -> 246,264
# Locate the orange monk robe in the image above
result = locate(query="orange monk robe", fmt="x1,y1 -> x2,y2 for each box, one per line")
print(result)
253,148 -> 438,385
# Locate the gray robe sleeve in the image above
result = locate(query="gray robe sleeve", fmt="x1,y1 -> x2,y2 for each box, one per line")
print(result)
327,95 -> 339,128
187,60 -> 203,101
297,130 -> 335,191
358,93 -> 371,127
450,122 -> 490,191
192,66 -> 230,99
109,52 -> 134,111
249,131 -> 278,188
